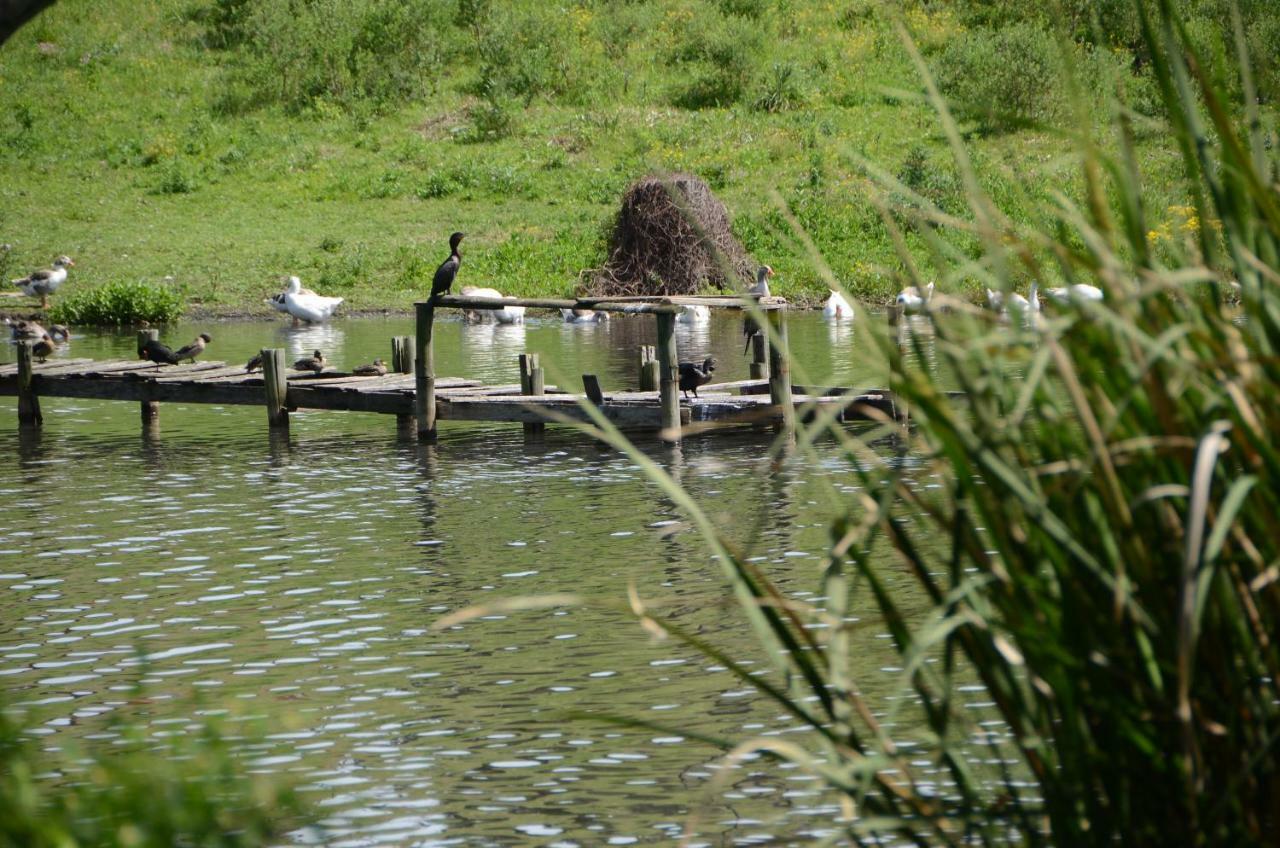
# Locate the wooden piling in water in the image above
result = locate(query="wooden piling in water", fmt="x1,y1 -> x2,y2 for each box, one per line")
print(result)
415,303 -> 437,442
767,307 -> 794,431
638,346 -> 659,392
582,374 -> 604,406
136,329 -> 160,424
392,335 -> 416,433
749,332 -> 769,381
261,348 -> 289,428
654,312 -> 681,440
519,353 -> 545,436
16,342 -> 41,427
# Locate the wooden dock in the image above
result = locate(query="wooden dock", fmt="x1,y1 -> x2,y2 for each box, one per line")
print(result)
2,295 -> 907,440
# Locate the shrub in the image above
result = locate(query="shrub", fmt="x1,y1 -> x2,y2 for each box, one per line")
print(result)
473,6 -> 588,106
669,11 -> 763,109
49,280 -> 185,325
932,22 -> 1067,130
751,61 -> 805,112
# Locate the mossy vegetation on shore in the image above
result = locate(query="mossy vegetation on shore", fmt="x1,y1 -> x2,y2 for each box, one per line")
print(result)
0,0 -> 1271,317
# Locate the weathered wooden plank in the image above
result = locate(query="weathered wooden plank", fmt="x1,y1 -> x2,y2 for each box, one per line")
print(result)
0,357 -> 96,376
0,375 -> 267,405
285,385 -> 413,415
131,361 -> 229,380
155,365 -> 249,382
437,395 -> 690,428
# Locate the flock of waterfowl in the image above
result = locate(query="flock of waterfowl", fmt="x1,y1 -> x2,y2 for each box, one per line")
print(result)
7,232 -> 1103,379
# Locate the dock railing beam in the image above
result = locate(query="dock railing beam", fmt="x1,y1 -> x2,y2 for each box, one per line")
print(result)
655,313 -> 681,440
767,307 -> 794,431
136,328 -> 160,424
16,341 -> 41,427
261,348 -> 289,428
415,302 -> 437,442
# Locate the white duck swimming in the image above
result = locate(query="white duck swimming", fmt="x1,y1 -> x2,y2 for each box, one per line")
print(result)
561,308 -> 608,324
896,281 -> 935,313
277,276 -> 343,324
987,283 -> 1041,326
460,286 -> 525,325
1045,283 -> 1104,305
676,304 -> 710,325
823,290 -> 853,320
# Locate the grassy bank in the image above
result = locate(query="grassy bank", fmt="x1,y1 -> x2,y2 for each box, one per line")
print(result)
0,0 -> 1247,317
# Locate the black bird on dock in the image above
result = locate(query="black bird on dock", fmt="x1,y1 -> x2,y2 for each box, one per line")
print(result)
139,337 -> 180,366
430,231 -> 465,301
32,333 -> 57,362
173,333 -> 211,363
245,352 -> 263,373
292,349 -> 326,375
678,356 -> 716,399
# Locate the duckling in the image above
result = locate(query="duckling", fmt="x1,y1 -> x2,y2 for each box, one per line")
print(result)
245,352 -> 263,373
139,337 -> 181,367
352,359 -> 388,377
13,255 -> 73,308
172,333 -> 211,363
678,356 -> 716,399
292,349 -> 326,375
31,333 -> 57,362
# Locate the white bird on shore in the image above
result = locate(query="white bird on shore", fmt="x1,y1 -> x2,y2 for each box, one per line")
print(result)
277,276 -> 343,324
896,281 -> 934,313
1045,283 -> 1104,305
823,290 -> 853,320
13,255 -> 73,308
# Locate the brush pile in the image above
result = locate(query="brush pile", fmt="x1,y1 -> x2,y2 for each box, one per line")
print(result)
589,173 -> 755,296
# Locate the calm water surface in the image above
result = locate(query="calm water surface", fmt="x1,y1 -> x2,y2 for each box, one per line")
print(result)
1,311 -> 957,845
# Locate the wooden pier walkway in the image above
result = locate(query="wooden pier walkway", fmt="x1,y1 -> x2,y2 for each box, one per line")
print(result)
3,294 -> 907,440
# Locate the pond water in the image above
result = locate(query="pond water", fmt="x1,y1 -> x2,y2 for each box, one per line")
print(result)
1,310 -> 956,845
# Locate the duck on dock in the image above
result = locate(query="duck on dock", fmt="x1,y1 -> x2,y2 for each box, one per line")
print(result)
275,276 -> 343,324
896,281 -> 934,313
31,334 -> 58,362
173,333 -> 211,363
430,231 -> 465,300
139,337 -> 181,367
678,356 -> 716,399
352,359 -> 388,377
823,290 -> 854,320
12,255 -> 73,308
292,350 -> 326,375
245,352 -> 263,373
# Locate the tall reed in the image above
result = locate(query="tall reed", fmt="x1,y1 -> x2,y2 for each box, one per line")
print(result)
482,1 -> 1280,843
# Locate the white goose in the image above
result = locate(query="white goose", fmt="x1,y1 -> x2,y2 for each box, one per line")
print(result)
676,304 -> 710,325
823,290 -> 854,320
460,286 -> 525,325
13,255 -> 73,308
1045,283 -> 1104,305
896,281 -> 934,313
277,276 -> 343,324
561,308 -> 608,324
749,265 -> 774,297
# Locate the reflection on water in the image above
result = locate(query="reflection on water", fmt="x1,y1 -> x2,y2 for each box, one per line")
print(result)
0,310 -> 963,844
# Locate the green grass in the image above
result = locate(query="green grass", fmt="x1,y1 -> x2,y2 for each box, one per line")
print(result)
0,0 -> 1208,316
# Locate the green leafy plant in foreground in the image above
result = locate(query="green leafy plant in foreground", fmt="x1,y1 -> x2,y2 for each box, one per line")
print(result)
443,2 -> 1280,844
0,706 -> 310,848
48,280 -> 185,326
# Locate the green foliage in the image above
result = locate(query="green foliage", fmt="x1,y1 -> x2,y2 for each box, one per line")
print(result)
48,280 -> 185,326
0,707 -> 308,847
669,10 -> 763,109
932,22 -> 1070,131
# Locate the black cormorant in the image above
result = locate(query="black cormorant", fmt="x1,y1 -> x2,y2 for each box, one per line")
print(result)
430,232 -> 465,300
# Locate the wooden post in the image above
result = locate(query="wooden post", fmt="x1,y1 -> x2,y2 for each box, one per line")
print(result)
519,353 -> 545,436
392,335 -> 416,433
655,312 -> 681,440
749,332 -> 769,381
582,374 -> 604,406
767,307 -> 794,431
16,342 -> 41,427
415,303 -> 437,442
261,348 -> 289,428
136,328 -> 160,423
638,346 -> 659,392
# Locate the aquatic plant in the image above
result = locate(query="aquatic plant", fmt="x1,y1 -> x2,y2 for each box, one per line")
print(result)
48,280 -> 185,326
447,1 -> 1280,843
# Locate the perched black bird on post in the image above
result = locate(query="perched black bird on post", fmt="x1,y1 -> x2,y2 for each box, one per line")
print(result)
173,333 -> 211,363
139,338 -> 180,367
678,356 -> 716,399
430,231 -> 465,300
